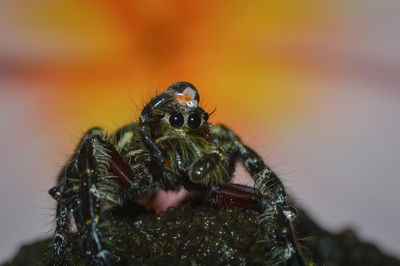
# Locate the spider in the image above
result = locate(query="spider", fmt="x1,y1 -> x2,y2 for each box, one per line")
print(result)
49,81 -> 306,265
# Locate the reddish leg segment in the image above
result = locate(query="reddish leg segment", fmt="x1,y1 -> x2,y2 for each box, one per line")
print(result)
212,183 -> 306,266
97,137 -> 137,188
211,183 -> 260,209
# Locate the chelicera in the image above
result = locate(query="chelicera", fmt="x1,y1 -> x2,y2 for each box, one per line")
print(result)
49,81 -> 306,265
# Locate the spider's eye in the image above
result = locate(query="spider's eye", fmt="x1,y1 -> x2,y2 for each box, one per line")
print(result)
169,112 -> 184,128
188,113 -> 202,129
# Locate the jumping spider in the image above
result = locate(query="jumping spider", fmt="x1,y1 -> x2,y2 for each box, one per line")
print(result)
49,81 -> 306,265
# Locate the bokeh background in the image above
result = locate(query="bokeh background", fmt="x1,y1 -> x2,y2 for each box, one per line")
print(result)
1,0 -> 400,262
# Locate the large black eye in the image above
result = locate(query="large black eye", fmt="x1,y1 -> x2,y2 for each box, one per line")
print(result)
188,113 -> 201,129
169,112 -> 184,128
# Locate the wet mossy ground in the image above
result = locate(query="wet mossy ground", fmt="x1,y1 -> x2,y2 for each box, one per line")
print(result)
4,202 -> 400,265
107,204 -> 270,265
49,203 -> 273,265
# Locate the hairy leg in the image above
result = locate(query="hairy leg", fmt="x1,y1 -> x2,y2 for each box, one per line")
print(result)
49,128 -> 141,265
75,134 -> 113,265
211,124 -> 306,265
49,128 -> 104,263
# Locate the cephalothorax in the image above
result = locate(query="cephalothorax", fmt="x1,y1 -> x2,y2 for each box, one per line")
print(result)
49,81 -> 306,265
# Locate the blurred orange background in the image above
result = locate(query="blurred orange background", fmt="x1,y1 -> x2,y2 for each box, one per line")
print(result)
1,0 -> 400,262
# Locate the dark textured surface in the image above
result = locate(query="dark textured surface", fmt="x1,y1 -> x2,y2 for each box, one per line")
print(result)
2,238 -> 50,266
108,205 -> 271,265
4,202 -> 400,266
48,203 -> 273,265
296,210 -> 400,266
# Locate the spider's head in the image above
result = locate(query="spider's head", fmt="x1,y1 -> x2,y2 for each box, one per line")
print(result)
139,81 -> 212,141
140,81 -> 228,186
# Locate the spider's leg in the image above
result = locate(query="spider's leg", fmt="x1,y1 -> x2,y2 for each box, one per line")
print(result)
211,183 -> 306,265
211,124 -> 306,265
49,147 -> 91,260
75,135 -> 114,265
49,128 -> 116,265
48,182 -> 71,264
211,125 -> 286,204
48,128 -> 104,263
211,182 -> 259,209
67,130 -> 161,265
49,176 -> 80,264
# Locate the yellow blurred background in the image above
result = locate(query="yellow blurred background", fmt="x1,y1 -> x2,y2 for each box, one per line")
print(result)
1,0 -> 400,262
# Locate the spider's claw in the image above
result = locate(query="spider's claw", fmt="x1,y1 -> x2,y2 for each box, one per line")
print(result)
48,186 -> 61,200
96,250 -> 113,266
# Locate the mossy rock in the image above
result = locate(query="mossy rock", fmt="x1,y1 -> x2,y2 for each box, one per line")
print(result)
4,202 -> 400,266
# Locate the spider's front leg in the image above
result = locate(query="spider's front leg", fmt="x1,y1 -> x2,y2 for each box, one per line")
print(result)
74,134 -> 115,265
49,128 -> 106,264
211,124 -> 306,265
49,128 -> 141,265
